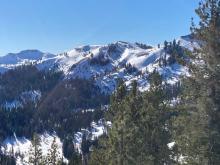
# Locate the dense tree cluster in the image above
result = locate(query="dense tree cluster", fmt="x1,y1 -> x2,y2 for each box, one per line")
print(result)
90,53 -> 110,66
0,65 -> 63,105
89,1 -> 220,164
0,0 -> 220,164
107,44 -> 124,56
0,65 -> 109,164
124,63 -> 138,74
89,72 -> 175,165
172,0 -> 220,164
135,43 -> 153,50
159,39 -> 189,67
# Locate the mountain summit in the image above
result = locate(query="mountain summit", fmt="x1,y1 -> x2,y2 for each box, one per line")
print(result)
0,37 -> 197,93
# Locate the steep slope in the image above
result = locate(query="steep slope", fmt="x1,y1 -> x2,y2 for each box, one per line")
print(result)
53,39 -> 191,93
0,35 -> 196,102
2,133 -> 68,165
0,36 -> 198,165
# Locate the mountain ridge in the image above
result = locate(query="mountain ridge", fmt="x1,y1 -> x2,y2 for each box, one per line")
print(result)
0,36 -> 197,94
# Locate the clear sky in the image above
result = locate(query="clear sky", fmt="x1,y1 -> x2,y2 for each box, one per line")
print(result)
0,0 -> 200,56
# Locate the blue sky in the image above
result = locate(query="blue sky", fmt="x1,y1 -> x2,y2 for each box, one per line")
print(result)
0,0 -> 200,56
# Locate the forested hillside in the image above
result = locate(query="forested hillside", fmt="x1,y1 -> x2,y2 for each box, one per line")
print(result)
89,1 -> 220,164
0,0 -> 220,164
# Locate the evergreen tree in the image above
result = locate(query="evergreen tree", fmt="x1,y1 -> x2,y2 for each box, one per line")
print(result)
164,40 -> 168,51
137,72 -> 173,165
81,133 -> 90,165
62,136 -> 81,164
89,80 -> 130,165
68,152 -> 81,165
90,74 -> 173,164
173,0 -> 220,164
28,133 -> 44,165
130,80 -> 138,97
47,137 -> 61,165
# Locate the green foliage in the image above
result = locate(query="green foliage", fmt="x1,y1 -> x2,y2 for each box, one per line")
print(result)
62,137 -> 81,164
0,65 -> 63,104
68,153 -> 81,165
161,39 -> 187,67
38,78 -> 108,112
46,137 -> 62,165
0,65 -> 109,164
90,53 -> 110,66
28,133 -> 44,165
62,137 -> 75,160
124,63 -> 138,74
90,76 -> 173,164
149,70 -> 163,88
0,64 -> 109,139
173,0 -> 220,164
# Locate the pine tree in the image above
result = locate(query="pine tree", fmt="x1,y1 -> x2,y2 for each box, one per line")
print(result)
28,133 -> 44,165
137,72 -> 173,165
81,133 -> 90,165
46,137 -> 61,165
173,0 -> 220,164
90,74 -> 173,164
164,40 -> 168,50
68,152 -> 81,165
89,80 -> 130,165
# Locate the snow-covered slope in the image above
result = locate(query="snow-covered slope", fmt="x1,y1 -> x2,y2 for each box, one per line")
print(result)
1,133 -> 67,165
0,36 -> 196,164
0,50 -> 56,73
0,36 -> 194,93
1,119 -> 108,164
54,40 -> 190,93
74,119 -> 111,153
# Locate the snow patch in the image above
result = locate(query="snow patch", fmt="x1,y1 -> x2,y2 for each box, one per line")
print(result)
1,133 -> 67,165
74,119 -> 111,153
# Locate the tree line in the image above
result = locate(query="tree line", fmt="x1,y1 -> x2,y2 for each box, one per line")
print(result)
88,1 -> 220,164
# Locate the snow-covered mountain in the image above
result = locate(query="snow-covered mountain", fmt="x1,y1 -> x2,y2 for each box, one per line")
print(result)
0,36 -> 197,94
0,50 -> 56,72
0,35 -> 199,165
